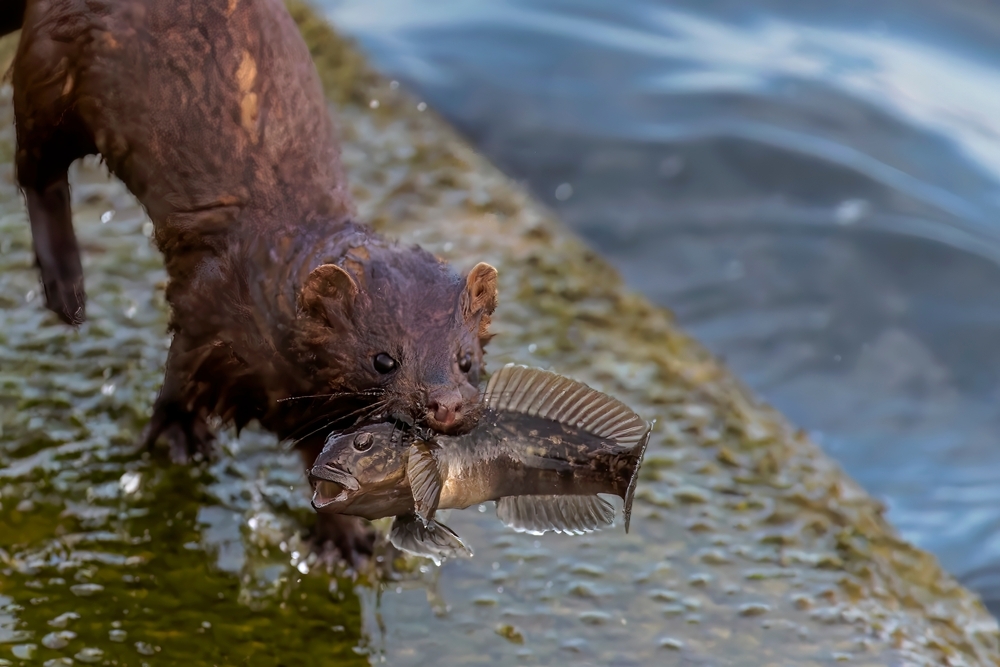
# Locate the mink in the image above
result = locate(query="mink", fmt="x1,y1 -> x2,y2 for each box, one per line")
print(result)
4,0 -> 498,562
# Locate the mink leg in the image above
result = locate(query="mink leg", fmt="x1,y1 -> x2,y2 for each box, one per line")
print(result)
142,335 -> 216,464
310,513 -> 376,568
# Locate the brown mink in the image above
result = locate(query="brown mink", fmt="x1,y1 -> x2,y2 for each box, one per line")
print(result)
4,0 -> 498,561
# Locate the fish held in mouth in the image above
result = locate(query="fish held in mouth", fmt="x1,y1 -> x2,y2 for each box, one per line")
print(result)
309,364 -> 652,564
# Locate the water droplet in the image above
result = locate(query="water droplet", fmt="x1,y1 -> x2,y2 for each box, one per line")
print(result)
48,612 -> 80,628
369,99 -> 380,109
687,573 -> 712,587
70,583 -> 104,597
658,637 -> 683,651
578,611 -> 610,625
554,183 -> 573,201
100,210 -> 115,224
119,471 -> 141,495
649,589 -> 679,602
73,648 -> 103,664
296,561 -> 309,575
738,602 -> 770,617
101,382 -> 116,396
109,629 -> 128,642
135,642 -> 156,656
527,343 -> 537,353
24,289 -> 36,303
11,645 -> 36,660
42,631 -> 76,649
559,638 -> 587,653
142,221 -> 154,237
389,81 -> 399,90
417,102 -> 427,111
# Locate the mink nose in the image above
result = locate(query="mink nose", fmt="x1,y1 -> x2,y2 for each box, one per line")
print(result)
427,389 -> 463,429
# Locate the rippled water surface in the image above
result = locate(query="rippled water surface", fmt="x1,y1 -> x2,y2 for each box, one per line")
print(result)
321,0 -> 1000,607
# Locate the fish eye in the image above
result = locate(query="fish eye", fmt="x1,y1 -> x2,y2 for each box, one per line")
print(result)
353,432 -> 374,451
458,352 -> 473,374
373,353 -> 398,374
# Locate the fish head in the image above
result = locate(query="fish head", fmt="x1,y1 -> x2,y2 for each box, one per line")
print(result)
308,422 -> 410,517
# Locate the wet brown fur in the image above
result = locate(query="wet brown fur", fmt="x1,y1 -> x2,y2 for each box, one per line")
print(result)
4,0 -> 498,562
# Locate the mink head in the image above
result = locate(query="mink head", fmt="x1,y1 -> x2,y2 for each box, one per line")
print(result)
293,242 -> 498,435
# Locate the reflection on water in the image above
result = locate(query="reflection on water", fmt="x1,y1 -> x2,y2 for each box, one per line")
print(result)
322,0 -> 1000,608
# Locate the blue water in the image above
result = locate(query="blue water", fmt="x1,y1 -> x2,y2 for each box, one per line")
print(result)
319,0 -> 1000,609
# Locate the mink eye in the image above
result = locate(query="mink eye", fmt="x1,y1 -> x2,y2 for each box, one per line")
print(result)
353,432 -> 374,451
458,352 -> 473,374
373,353 -> 398,374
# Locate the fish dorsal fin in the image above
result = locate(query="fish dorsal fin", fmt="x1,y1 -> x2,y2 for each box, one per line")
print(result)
389,514 -> 473,566
485,364 -> 651,449
407,441 -> 443,525
496,495 -> 614,536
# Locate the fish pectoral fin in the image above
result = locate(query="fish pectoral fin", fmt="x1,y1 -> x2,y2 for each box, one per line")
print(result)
406,441 -> 443,525
389,514 -> 473,566
496,495 -> 614,536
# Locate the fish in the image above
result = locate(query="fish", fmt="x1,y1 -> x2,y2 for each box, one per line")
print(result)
308,363 -> 652,564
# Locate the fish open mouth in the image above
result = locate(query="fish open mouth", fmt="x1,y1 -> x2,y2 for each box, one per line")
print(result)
308,464 -> 359,510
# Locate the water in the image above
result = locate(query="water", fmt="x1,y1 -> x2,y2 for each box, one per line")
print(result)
321,0 -> 1000,609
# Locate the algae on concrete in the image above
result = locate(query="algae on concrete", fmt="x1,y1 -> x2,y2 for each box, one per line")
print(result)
0,3 -> 997,665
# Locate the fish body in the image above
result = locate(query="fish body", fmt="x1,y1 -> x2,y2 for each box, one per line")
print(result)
309,364 -> 652,563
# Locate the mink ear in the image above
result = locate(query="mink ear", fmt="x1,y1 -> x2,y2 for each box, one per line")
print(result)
462,262 -> 498,339
299,264 -> 358,322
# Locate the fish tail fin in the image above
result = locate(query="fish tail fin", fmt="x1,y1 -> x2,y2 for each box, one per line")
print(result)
623,419 -> 654,534
389,514 -> 473,566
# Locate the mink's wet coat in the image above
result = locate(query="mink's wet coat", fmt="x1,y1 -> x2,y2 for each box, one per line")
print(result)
5,0 -> 497,559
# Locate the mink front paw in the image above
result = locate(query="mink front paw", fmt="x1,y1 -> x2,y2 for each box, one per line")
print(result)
309,513 -> 376,570
141,403 -> 216,464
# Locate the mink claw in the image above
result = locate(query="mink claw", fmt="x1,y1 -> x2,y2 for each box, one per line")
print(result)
140,406 -> 217,465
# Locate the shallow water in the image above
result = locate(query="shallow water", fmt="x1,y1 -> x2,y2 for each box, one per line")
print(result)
321,0 -> 1000,609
